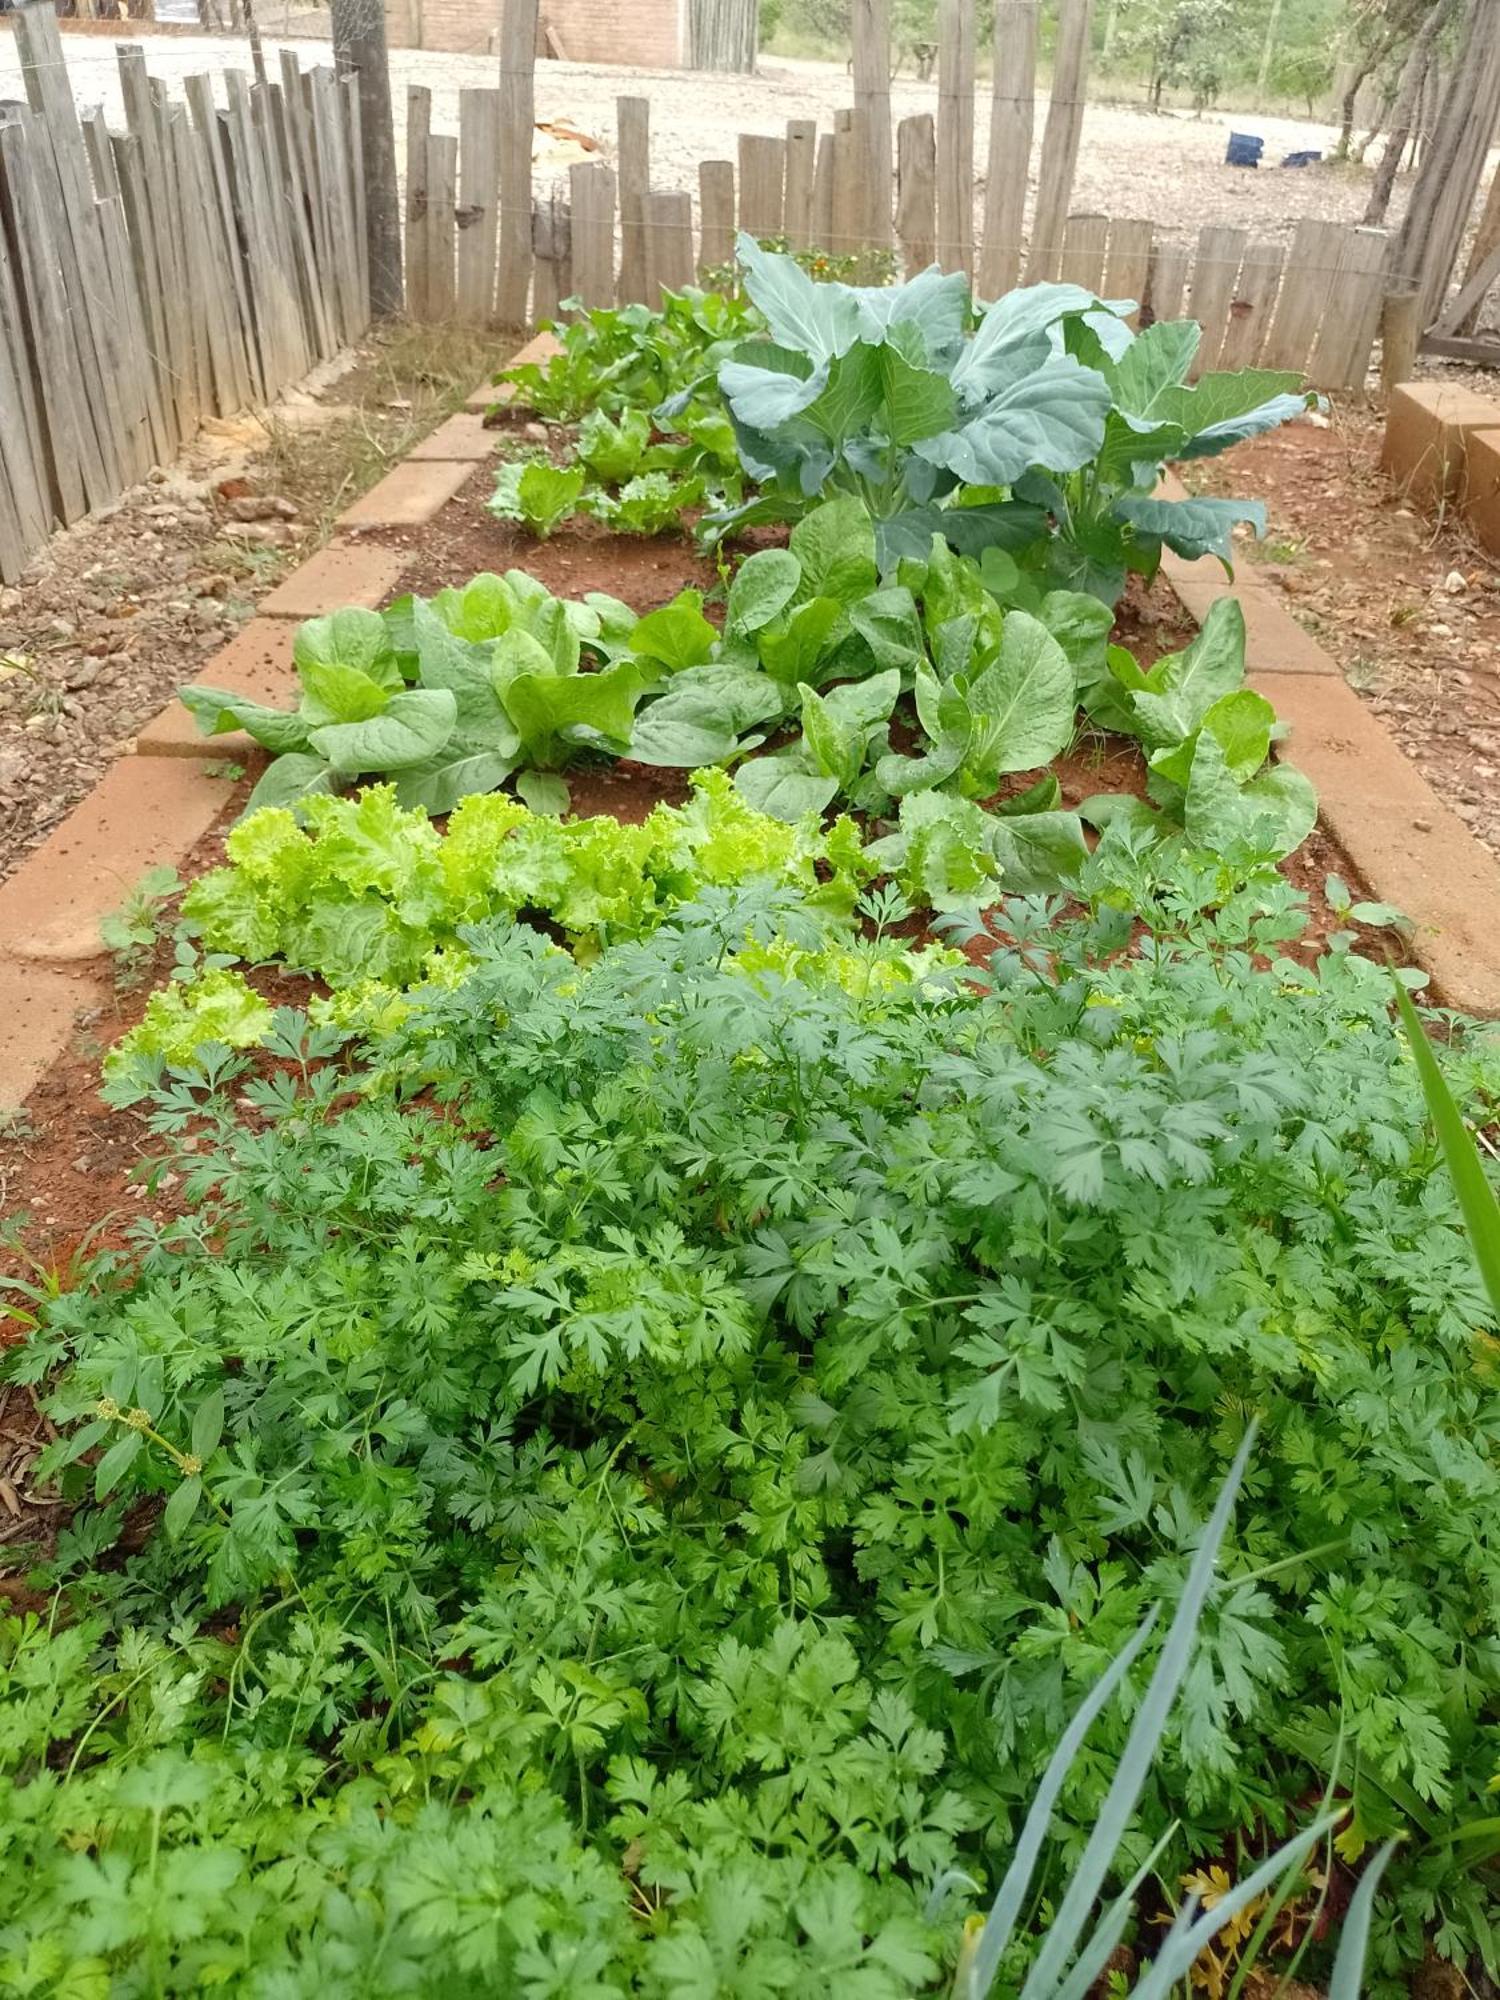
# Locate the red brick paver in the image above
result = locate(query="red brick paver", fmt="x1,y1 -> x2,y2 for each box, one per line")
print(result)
337,460 -> 474,530
0,759 -> 234,963
135,619 -> 298,759
0,961 -> 104,1112
260,542 -> 410,618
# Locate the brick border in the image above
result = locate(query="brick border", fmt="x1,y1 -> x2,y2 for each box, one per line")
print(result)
6,361 -> 1500,1109
1158,470 -> 1500,1014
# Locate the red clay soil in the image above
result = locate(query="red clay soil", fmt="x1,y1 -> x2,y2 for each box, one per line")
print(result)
1183,408 -> 1500,861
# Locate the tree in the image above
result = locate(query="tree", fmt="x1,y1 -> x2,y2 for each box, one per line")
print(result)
1119,0 -> 1237,108
1362,0 -> 1449,222
331,0 -> 404,318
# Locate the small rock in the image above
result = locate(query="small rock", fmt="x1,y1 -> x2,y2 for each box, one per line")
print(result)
1304,409 -> 1331,429
1413,816 -> 1433,832
63,660 -> 102,691
72,1156 -> 91,1173
0,750 -> 27,791
221,521 -> 291,547
522,421 -> 549,443
1445,569 -> 1468,593
47,617 -> 75,640
1429,622 -> 1453,637
143,504 -> 183,525
1455,802 -> 1484,823
228,494 -> 298,523
0,587 -> 23,615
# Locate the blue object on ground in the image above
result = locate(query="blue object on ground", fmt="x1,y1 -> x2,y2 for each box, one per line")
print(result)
1226,131 -> 1265,167
1281,149 -> 1322,167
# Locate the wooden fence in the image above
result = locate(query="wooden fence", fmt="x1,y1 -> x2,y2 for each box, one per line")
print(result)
0,4 -> 369,584
403,85 -> 1391,399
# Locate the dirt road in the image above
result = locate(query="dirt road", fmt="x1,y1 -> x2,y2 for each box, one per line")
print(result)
0,28 -> 1405,250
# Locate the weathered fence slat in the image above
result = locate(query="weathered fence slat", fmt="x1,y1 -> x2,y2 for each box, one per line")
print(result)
698,159 -> 736,274
1216,238 -> 1283,372
616,95 -> 651,304
737,134 -> 785,241
645,189 -> 694,304
455,90 -> 500,325
1187,224 -> 1248,376
1060,211 -> 1108,292
783,119 -> 817,250
896,112 -> 936,275
569,160 -> 616,308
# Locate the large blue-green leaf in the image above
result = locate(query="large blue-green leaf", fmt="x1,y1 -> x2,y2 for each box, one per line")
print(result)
877,501 -> 1050,567
411,599 -> 521,754
1150,686 -> 1274,790
735,233 -> 863,359
1112,493 -> 1266,566
308,688 -> 459,775
297,656 -> 396,729
917,356 -> 1112,487
954,286 -> 1103,397
720,345 -> 825,429
1107,319 -> 1201,417
1174,390 -> 1313,460
853,265 -> 971,365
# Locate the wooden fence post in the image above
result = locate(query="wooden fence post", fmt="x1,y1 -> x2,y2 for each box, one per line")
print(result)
737,133 -> 785,240
784,118 -> 817,249
616,95 -> 651,303
645,189 -> 693,303
531,186 -> 572,320
569,159 -> 616,306
936,0 -> 975,275
1026,0 -> 1092,282
497,0 -> 537,326
457,88 -> 500,322
698,158 -> 736,272
405,84 -> 432,319
980,0 -> 1034,296
851,0 -> 893,247
896,112 -> 936,274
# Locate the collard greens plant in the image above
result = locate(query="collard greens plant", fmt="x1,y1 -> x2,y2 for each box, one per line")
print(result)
7,855 -> 1500,1992
713,236 -> 1311,597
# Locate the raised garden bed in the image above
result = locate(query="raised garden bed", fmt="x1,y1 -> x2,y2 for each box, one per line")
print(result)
6,273 -> 1500,1997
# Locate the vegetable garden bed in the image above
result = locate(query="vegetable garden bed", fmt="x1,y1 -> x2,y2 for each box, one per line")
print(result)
5,252 -> 1500,1998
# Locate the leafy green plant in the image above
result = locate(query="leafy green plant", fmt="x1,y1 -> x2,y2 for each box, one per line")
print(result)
7,858 -> 1496,1992
582,468 -> 708,535
137,769 -> 872,1030
98,864 -> 181,987
712,238 -> 1311,596
958,1429 -> 1396,2000
496,285 -> 761,423
181,578 -> 716,818
487,458 -> 588,537
577,406 -> 652,483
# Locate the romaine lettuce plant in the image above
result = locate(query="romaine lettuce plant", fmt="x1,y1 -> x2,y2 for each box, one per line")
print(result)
182,576 -> 704,818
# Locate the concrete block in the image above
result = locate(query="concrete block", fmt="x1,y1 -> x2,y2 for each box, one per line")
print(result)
1381,382 -> 1500,509
409,413 -> 503,462
135,620 -> 297,759
260,542 -> 410,618
337,459 -> 475,530
1254,671 -> 1500,1016
0,961 -> 104,1112
0,759 -> 233,963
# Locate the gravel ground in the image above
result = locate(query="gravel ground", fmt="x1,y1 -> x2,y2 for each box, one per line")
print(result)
1,29 -> 1418,251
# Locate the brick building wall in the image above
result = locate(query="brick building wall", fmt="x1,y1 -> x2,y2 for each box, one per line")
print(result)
384,0 -> 684,65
